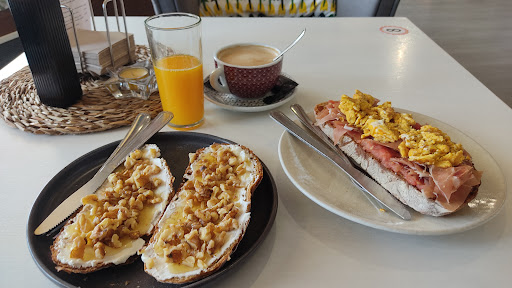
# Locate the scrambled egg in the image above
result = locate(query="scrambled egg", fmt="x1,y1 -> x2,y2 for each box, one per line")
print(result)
338,90 -> 415,143
398,125 -> 467,168
338,90 -> 469,167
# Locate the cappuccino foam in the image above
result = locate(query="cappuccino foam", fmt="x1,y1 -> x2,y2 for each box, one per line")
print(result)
218,45 -> 279,67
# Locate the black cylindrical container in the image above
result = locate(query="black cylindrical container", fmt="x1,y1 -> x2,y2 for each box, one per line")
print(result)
8,0 -> 82,108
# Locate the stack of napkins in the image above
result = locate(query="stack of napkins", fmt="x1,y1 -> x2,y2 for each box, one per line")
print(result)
69,29 -> 136,75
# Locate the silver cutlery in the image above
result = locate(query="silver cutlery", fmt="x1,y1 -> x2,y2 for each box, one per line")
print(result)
273,28 -> 306,62
269,110 -> 411,220
34,111 -> 173,235
96,113 -> 151,175
289,104 -> 386,212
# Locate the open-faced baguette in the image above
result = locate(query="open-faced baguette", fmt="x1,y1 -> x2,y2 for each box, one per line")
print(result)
141,143 -> 263,283
314,94 -> 482,216
51,144 -> 175,273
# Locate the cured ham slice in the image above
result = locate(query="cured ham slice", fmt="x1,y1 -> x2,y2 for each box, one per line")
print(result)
359,137 -> 482,211
330,121 -> 351,145
374,140 -> 401,151
315,100 -> 343,126
430,165 -> 483,205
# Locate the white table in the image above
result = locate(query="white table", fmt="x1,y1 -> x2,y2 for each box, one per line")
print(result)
1,17 -> 511,288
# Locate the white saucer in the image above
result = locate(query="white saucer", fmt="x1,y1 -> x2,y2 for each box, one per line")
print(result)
204,74 -> 297,112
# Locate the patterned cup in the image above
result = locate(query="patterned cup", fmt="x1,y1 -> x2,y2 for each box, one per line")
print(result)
210,43 -> 283,99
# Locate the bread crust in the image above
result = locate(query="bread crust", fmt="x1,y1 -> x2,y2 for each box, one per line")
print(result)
51,144 -> 175,273
315,102 -> 479,216
142,143 -> 263,283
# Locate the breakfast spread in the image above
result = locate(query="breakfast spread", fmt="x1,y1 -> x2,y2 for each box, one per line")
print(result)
141,143 -> 263,283
314,90 -> 482,216
51,144 -> 175,273
43,89 -> 484,283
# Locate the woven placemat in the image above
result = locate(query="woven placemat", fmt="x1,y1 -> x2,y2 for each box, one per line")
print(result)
0,45 -> 163,135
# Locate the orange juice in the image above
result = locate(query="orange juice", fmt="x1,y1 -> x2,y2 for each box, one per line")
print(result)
154,55 -> 204,129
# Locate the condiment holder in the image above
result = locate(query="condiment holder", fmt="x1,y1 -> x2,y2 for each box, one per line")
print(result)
102,60 -> 158,100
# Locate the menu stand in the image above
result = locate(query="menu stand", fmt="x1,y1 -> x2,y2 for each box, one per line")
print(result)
64,0 -> 134,76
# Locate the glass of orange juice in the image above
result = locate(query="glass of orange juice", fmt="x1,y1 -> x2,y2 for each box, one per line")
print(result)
145,13 -> 204,130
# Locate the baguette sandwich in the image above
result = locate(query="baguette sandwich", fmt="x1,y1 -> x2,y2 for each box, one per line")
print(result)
140,143 -> 263,283
314,90 -> 482,216
51,144 -> 175,273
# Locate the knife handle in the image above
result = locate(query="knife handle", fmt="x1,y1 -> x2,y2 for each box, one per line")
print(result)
101,111 -> 174,174
96,113 -> 151,175
270,110 -> 359,175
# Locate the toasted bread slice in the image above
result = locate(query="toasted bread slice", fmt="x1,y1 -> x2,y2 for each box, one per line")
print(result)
314,102 -> 479,216
51,144 -> 175,273
141,143 -> 263,283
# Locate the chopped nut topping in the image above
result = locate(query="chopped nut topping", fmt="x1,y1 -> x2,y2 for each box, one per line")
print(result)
154,145 -> 251,268
67,149 -> 165,259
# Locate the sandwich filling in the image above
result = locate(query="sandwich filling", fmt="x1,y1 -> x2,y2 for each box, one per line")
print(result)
315,91 -> 482,212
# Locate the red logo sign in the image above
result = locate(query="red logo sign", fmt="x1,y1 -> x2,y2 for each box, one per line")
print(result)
380,26 -> 409,35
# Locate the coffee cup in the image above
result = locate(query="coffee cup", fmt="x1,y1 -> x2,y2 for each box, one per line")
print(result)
210,43 -> 283,98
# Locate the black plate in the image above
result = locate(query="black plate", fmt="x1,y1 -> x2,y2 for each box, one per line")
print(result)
27,132 -> 278,287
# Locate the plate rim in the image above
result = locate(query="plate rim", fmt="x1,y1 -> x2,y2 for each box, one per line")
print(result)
27,131 -> 278,287
204,73 -> 297,112
278,108 -> 506,235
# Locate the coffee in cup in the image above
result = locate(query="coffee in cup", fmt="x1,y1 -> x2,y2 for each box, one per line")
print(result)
218,45 -> 279,66
210,43 -> 283,98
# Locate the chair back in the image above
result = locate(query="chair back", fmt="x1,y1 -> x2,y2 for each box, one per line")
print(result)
151,0 -> 200,15
152,0 -> 399,17
338,0 -> 399,17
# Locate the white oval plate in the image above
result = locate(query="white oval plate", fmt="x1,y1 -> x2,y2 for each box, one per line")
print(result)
278,109 -> 506,235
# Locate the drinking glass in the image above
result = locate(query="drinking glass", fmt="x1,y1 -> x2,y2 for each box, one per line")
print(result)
145,13 -> 204,130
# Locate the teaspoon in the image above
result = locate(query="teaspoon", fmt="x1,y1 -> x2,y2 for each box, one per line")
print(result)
273,28 -> 306,62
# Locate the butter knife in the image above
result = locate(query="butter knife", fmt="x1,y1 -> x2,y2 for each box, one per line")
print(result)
95,113 -> 151,177
270,110 -> 411,220
34,111 -> 173,235
289,104 -> 386,211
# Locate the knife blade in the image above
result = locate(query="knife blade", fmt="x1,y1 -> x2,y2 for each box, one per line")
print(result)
34,111 -> 174,235
269,110 -> 411,220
